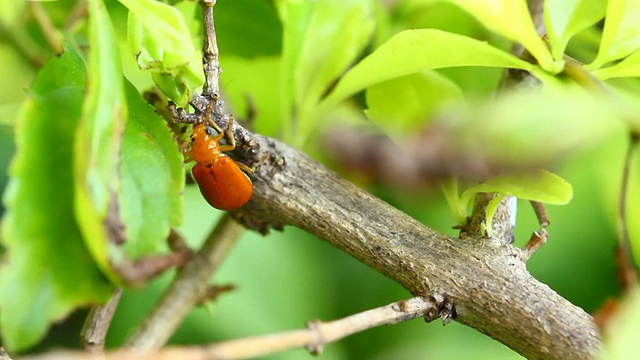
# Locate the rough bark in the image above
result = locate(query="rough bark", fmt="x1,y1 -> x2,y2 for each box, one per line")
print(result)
231,135 -> 602,360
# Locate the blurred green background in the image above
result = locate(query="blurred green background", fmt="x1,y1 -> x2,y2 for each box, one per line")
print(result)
0,0 -> 628,358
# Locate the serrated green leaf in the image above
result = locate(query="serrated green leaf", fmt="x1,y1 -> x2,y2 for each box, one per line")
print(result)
122,0 -> 196,69
119,80 -> 184,258
590,0 -> 640,69
74,0 -> 127,280
460,170 -> 573,210
0,46 -> 113,352
438,0 -> 561,72
365,71 -> 463,139
280,0 -> 375,144
323,29 -> 541,108
126,1 -> 203,106
593,49 -> 640,79
544,0 -> 607,59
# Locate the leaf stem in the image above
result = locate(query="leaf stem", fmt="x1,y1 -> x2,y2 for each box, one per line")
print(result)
617,132 -> 640,290
200,0 -> 220,97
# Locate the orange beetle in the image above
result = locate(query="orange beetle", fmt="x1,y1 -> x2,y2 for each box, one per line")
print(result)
189,118 -> 253,210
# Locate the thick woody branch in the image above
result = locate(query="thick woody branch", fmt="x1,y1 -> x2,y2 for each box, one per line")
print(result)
229,134 -> 602,360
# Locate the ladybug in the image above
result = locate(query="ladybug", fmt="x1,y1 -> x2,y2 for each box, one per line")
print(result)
188,117 -> 253,210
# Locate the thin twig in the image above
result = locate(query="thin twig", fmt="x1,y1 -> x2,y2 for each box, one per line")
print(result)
200,0 -> 220,97
80,288 -> 123,353
523,201 -> 550,259
617,133 -> 639,290
197,296 -> 438,358
20,297 -> 437,360
531,201 -> 550,228
28,1 -> 64,54
0,20 -> 46,68
124,214 -> 244,351
64,0 -> 88,30
0,347 -> 13,360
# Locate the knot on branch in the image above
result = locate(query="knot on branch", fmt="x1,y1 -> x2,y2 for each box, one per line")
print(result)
424,294 -> 456,324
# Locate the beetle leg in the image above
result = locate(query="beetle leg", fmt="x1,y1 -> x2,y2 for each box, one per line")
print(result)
204,102 -> 224,135
235,161 -> 254,174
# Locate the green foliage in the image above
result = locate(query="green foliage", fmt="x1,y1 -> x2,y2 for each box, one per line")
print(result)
544,0 -> 607,60
0,46 -> 113,352
590,0 -> 640,68
279,0 -> 375,145
365,71 -> 463,139
215,0 -> 283,57
323,28 -> 540,108
124,0 -> 203,105
1,0 -> 184,350
439,0 -> 562,72
444,170 -> 573,227
119,80 -> 184,259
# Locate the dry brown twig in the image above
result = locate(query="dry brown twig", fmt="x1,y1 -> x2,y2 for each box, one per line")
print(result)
80,288 -> 123,352
20,298 -> 437,360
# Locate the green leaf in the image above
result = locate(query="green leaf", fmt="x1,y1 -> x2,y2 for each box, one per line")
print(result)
220,56 -> 283,137
216,0 -> 282,57
593,49 -> 640,79
0,45 -> 113,352
279,0 -> 375,144
460,170 -> 574,209
126,1 -> 203,105
589,0 -> 640,69
74,0 -> 127,280
119,80 -> 184,259
121,0 -> 196,69
365,70 -> 463,139
438,0 -> 561,72
323,29 -> 540,108
544,0 -> 607,60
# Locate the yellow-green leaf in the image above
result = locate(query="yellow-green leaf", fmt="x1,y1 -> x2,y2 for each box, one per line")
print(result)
323,29 -> 538,108
544,0 -> 607,60
460,170 -> 574,209
438,0 -> 561,72
589,0 -> 640,69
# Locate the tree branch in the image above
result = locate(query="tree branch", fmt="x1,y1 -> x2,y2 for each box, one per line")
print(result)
124,214 -> 243,351
230,134 -> 602,360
